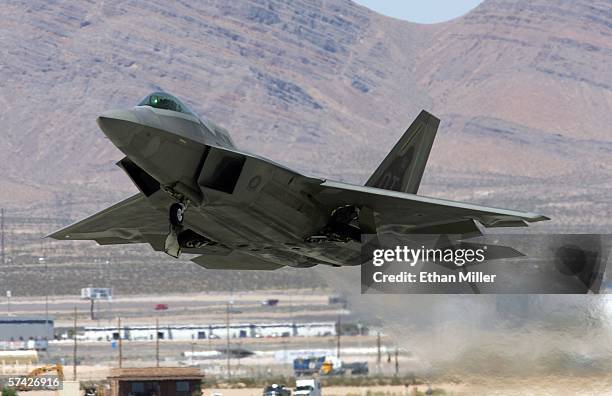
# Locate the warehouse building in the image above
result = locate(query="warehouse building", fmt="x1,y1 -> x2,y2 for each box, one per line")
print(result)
0,317 -> 53,350
82,322 -> 336,341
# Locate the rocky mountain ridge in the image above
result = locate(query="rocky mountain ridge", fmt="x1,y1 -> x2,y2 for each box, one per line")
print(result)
0,0 -> 610,231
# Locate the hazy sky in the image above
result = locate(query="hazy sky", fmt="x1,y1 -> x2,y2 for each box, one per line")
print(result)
353,0 -> 485,24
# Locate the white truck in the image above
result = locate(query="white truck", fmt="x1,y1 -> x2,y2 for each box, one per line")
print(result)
294,378 -> 322,396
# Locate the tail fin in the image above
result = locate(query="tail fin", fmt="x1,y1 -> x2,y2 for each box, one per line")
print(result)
365,110 -> 439,194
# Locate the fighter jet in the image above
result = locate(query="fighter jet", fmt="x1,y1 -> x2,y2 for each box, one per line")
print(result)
49,92 -> 549,270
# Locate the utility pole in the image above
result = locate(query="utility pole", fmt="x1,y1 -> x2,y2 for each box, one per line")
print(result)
394,348 -> 399,377
73,307 -> 78,381
118,317 -> 123,368
41,256 -> 49,358
336,310 -> 342,359
155,318 -> 160,367
208,325 -> 212,351
1,208 -> 5,265
226,302 -> 231,379
106,260 -> 113,319
377,332 -> 381,374
89,298 -> 95,320
39,257 -> 48,329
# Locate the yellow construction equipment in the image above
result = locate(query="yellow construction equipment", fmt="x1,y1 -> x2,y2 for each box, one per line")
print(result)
17,362 -> 64,391
26,362 -> 65,380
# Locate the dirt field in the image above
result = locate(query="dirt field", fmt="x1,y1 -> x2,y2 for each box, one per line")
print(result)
18,377 -> 612,396
206,378 -> 612,396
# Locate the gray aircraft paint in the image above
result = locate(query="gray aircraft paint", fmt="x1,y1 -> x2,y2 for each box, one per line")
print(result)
49,92 -> 548,270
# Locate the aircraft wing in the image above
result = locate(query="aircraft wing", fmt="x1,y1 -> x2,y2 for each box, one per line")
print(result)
312,180 -> 548,231
48,191 -> 288,269
47,192 -> 169,249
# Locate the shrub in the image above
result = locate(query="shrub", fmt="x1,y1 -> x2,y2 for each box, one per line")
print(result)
2,388 -> 19,396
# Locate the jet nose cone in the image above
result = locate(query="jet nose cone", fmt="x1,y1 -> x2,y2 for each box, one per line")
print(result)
97,109 -> 143,148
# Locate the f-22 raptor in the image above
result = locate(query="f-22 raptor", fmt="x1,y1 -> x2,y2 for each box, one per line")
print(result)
50,92 -> 548,270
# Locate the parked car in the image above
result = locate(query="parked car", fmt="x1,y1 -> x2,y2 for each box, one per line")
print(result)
263,384 -> 291,396
294,378 -> 321,396
262,299 -> 279,306
154,303 -> 169,310
328,295 -> 347,305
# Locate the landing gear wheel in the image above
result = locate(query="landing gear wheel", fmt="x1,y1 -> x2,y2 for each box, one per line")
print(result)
169,203 -> 185,226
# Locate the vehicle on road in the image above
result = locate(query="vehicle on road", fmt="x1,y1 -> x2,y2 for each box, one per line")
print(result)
263,384 -> 291,396
262,299 -> 279,306
295,378 -> 321,396
294,356 -> 325,376
320,356 -> 344,376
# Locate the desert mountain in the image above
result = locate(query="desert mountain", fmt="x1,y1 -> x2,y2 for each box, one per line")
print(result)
1,0 -> 610,231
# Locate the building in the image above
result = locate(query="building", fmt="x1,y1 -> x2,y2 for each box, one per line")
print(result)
108,367 -> 203,396
82,322 -> 336,342
0,317 -> 53,350
0,350 -> 38,366
0,317 -> 54,340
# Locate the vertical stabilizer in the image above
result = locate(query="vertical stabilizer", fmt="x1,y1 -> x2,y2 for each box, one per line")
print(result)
365,110 -> 439,194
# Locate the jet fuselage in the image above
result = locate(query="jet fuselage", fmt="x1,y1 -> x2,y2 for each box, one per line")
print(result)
97,100 -> 344,265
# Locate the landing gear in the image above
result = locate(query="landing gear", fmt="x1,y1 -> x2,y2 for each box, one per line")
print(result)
164,226 -> 181,258
307,205 -> 361,243
169,202 -> 185,226
165,202 -> 187,258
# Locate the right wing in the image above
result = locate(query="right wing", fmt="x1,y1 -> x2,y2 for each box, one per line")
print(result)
47,192 -> 170,250
48,191 -> 291,270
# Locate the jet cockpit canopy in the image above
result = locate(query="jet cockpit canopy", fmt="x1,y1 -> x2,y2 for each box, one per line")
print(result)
138,92 -> 197,118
